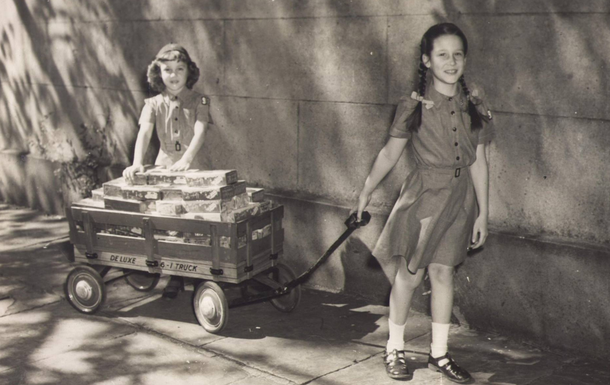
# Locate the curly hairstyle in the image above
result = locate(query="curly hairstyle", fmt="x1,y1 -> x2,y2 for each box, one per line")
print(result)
146,49 -> 200,93
406,23 -> 487,133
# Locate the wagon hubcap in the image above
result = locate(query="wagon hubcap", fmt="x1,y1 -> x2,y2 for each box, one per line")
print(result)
75,280 -> 93,300
201,296 -> 217,319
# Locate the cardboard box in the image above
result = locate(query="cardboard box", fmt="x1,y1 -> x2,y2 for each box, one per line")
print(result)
155,200 -> 185,216
185,170 -> 238,187
147,172 -> 188,185
103,178 -> 126,197
247,187 -> 265,202
104,197 -> 156,213
251,224 -> 273,241
183,199 -> 233,214
184,233 -> 212,246
232,193 -> 250,210
182,185 -> 235,201
73,198 -> 105,209
122,185 -> 163,201
233,181 -> 247,196
160,186 -> 183,201
102,225 -> 143,237
182,212 -> 222,222
91,188 -> 104,201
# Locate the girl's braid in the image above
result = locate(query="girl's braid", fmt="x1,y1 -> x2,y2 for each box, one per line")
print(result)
459,75 -> 471,99
459,75 -> 484,130
405,62 -> 428,133
418,62 -> 428,97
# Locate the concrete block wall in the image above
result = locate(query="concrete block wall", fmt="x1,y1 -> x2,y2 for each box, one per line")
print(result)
1,0 -> 609,359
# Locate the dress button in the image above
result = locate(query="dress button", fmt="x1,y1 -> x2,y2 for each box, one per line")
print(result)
455,142 -> 458,146
448,97 -> 453,101
456,156 -> 460,161
452,127 -> 457,131
451,111 -> 455,115
175,118 -> 178,121
174,130 -> 178,134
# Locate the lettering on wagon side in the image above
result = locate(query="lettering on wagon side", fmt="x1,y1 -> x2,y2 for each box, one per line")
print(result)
109,254 -> 137,264
159,261 -> 199,272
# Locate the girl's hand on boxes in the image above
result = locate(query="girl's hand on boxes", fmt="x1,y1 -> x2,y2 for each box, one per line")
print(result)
123,164 -> 145,184
169,157 -> 192,171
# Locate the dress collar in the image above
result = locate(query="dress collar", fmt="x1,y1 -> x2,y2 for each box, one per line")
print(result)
163,88 -> 191,104
425,86 -> 467,110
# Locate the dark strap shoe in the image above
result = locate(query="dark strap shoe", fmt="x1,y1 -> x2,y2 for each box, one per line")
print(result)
162,276 -> 184,300
383,349 -> 412,380
428,353 -> 473,383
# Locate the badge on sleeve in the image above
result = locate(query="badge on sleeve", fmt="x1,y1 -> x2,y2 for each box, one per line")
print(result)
201,97 -> 209,105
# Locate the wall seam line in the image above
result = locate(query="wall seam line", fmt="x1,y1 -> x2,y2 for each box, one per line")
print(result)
40,11 -> 610,25
296,101 -> 300,188
385,15 -> 390,104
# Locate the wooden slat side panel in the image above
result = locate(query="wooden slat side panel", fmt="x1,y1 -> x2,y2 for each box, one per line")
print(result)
71,207 -> 234,236
73,248 -> 274,284
156,241 -> 213,261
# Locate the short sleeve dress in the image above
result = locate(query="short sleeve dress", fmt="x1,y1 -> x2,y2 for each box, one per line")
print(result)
373,85 -> 495,283
138,88 -> 212,170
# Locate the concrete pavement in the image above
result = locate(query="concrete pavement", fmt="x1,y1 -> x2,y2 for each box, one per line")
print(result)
0,203 -> 608,385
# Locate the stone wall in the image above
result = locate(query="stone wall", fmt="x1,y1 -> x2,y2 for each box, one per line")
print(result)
1,0 -> 609,359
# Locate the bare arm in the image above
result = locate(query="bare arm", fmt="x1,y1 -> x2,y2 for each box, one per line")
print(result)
469,142 -> 490,249
356,136 -> 409,219
170,121 -> 208,171
123,122 -> 154,182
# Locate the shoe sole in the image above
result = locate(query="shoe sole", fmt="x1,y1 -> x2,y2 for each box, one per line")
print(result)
428,364 -> 473,384
387,373 -> 413,381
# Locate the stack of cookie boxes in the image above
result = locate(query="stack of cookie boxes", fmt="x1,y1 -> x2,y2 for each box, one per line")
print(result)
78,167 -> 272,248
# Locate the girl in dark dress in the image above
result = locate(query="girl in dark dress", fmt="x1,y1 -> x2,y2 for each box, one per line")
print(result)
356,23 -> 494,383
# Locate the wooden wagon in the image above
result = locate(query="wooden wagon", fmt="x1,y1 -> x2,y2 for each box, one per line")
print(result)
63,201 -> 301,333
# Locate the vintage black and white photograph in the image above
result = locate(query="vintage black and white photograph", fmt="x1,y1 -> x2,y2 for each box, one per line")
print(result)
0,1 -> 609,384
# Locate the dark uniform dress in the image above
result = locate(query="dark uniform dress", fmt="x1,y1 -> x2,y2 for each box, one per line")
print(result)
138,88 -> 212,170
373,85 -> 495,283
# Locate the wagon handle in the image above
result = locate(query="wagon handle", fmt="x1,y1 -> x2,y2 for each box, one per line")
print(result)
344,211 -> 371,230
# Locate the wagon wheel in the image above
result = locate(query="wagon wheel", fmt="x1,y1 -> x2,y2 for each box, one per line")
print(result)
270,263 -> 301,313
124,270 -> 160,292
64,265 -> 106,314
193,281 -> 229,333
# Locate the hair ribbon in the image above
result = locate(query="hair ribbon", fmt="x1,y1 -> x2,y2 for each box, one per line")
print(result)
411,92 -> 435,109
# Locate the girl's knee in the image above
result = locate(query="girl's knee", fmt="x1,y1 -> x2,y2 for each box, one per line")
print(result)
428,263 -> 455,283
395,263 -> 424,289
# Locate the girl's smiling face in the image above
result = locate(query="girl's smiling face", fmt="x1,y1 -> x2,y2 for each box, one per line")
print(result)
159,60 -> 188,95
423,34 -> 466,95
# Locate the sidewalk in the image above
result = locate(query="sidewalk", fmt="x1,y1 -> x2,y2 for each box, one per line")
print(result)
0,203 -> 608,385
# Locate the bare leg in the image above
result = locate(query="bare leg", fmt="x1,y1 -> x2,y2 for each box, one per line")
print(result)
426,263 -> 472,382
389,259 -> 426,325
384,259 -> 426,380
427,263 -> 454,324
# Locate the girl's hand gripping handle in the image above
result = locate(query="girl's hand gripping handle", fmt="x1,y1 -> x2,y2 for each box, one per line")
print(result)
345,211 -> 371,230
356,192 -> 372,222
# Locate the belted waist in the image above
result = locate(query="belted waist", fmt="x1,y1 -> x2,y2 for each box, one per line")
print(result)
416,165 -> 464,178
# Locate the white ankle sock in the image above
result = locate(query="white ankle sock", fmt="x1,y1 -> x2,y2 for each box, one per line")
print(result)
430,322 -> 450,365
386,318 -> 407,352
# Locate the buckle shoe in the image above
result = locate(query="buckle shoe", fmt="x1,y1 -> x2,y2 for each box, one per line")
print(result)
428,353 -> 473,384
162,276 -> 184,300
383,349 -> 412,380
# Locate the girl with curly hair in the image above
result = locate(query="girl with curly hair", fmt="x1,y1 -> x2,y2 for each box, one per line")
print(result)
124,43 -> 211,181
123,44 -> 212,299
